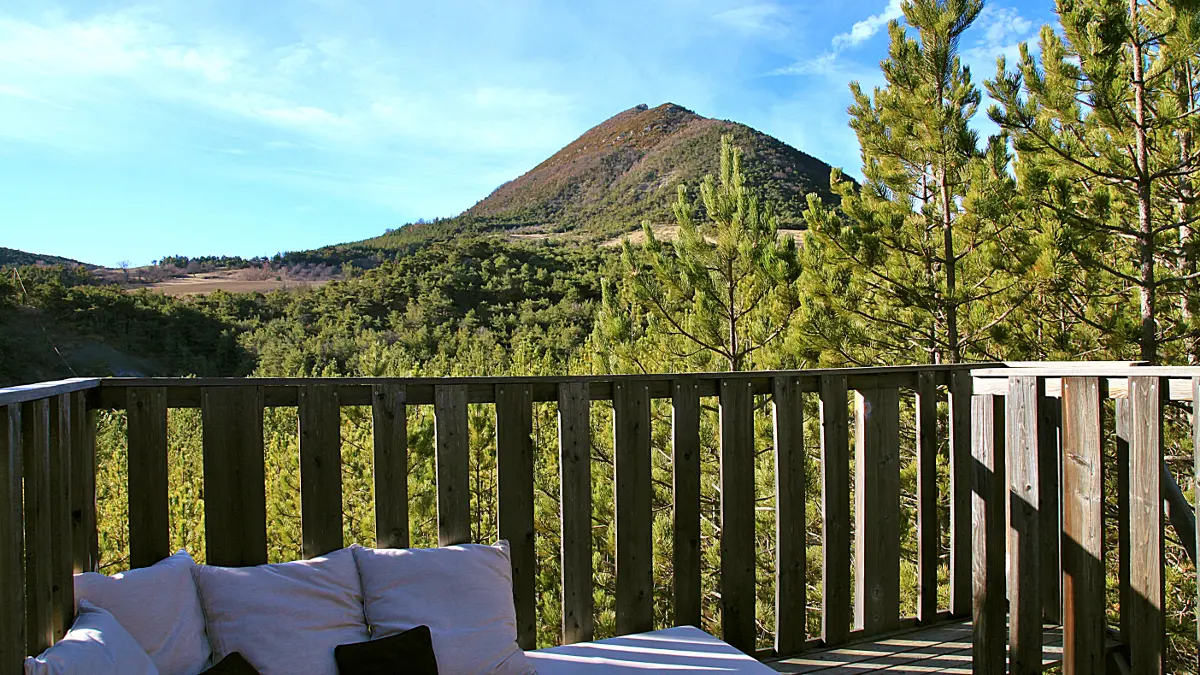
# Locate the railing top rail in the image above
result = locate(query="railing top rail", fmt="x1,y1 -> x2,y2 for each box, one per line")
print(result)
972,364 -> 1200,379
0,377 -> 102,407
95,362 -> 986,390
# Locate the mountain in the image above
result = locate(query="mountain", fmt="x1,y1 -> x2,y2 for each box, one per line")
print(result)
362,103 -> 841,247
0,247 -> 92,268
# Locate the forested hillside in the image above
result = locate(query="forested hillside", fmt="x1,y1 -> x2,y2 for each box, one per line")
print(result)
4,0 -> 1199,667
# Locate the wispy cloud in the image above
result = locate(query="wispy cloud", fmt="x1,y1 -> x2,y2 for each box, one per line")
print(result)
773,0 -> 903,76
832,0 -> 903,49
713,4 -> 782,34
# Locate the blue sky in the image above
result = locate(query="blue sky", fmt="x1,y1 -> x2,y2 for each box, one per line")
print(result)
0,0 -> 1050,267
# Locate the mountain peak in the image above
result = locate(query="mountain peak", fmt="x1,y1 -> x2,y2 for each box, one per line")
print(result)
462,103 -> 840,237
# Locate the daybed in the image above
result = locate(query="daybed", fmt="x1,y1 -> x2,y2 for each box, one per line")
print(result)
24,541 -> 775,675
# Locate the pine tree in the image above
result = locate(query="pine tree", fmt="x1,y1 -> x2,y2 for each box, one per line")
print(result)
987,0 -> 1200,363
801,0 -> 1033,365
593,135 -> 803,373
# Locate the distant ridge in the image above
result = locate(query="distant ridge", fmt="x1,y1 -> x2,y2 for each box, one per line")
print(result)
0,247 -> 92,268
362,102 -> 841,247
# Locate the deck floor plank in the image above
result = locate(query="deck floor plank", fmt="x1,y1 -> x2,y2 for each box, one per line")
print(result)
767,621 -> 1071,674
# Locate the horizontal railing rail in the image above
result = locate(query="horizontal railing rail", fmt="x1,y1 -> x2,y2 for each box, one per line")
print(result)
3,363 -> 995,673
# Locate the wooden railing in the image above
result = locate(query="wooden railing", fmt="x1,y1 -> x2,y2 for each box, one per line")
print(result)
1,365 -> 984,672
971,365 -> 1200,675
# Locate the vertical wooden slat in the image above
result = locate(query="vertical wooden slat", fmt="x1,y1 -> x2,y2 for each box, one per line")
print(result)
971,395 -> 1006,675
201,386 -> 267,567
69,391 -> 97,573
1,405 -> 25,672
1006,375 -> 1042,675
299,385 -> 343,559
127,387 -> 169,569
949,369 -> 973,616
915,372 -> 939,623
1194,378 -> 1200,666
434,385 -> 471,547
496,384 -> 536,651
1115,397 -> 1132,649
720,379 -> 756,653
23,398 -> 53,655
1128,376 -> 1164,675
1060,377 -> 1105,675
820,374 -> 851,645
854,387 -> 901,635
48,394 -> 72,640
558,381 -> 593,644
372,384 -> 408,549
613,379 -> 653,636
671,378 -> 701,629
1039,394 -> 1062,623
773,375 -> 806,654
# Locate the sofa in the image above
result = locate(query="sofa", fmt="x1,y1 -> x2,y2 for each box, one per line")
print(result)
24,541 -> 776,675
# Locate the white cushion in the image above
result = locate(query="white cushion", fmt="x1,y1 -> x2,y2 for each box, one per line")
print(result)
74,550 -> 209,675
526,625 -> 777,673
24,600 -> 160,675
192,545 -> 370,675
353,541 -> 536,675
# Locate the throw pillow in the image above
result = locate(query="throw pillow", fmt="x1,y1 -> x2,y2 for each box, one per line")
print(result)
199,653 -> 260,675
334,625 -> 438,675
24,600 -> 159,675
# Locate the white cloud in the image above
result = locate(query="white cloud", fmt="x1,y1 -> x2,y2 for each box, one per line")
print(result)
713,4 -> 781,34
832,0 -> 903,49
776,0 -> 903,77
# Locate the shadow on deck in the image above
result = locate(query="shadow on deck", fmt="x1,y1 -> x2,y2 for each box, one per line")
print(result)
767,620 -> 1071,674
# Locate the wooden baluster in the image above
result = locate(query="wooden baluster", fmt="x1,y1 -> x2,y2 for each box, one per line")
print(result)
720,379 -> 756,653
127,387 -> 169,569
299,385 -> 343,559
972,394 -> 1006,675
1115,397 -> 1132,650
371,384 -> 409,549
1127,376 -> 1164,675
854,387 -> 901,635
23,398 -> 53,655
820,374 -> 851,645
1194,377 -> 1199,672
434,385 -> 470,547
671,378 -> 701,629
496,384 -> 535,650
69,391 -> 97,573
1,404 -> 25,672
558,381 -> 593,644
1039,392 -> 1062,624
202,387 -> 267,567
1006,376 -> 1042,675
949,369 -> 973,617
48,394 -> 73,640
613,380 -> 652,636
1060,377 -> 1104,674
915,372 -> 939,624
773,375 -> 805,654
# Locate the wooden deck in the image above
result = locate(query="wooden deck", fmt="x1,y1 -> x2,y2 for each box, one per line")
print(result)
767,621 -> 1067,674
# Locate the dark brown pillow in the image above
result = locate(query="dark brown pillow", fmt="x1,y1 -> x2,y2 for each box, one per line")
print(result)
200,652 -> 262,675
335,625 -> 439,675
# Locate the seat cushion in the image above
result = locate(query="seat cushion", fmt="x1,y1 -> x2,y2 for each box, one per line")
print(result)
192,546 -> 370,675
526,625 -> 778,674
334,625 -> 439,675
74,550 -> 209,675
24,600 -> 160,675
353,542 -> 535,675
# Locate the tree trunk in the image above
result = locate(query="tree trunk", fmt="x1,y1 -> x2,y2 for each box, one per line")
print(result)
939,166 -> 960,364
1130,0 -> 1157,363
1177,65 -> 1197,363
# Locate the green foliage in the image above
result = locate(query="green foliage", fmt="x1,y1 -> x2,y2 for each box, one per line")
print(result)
801,0 -> 1035,365
595,134 -> 804,373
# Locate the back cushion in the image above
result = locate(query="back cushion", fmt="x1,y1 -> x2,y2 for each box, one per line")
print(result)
74,550 -> 209,675
191,546 -> 370,675
353,542 -> 535,675
25,600 -> 160,675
